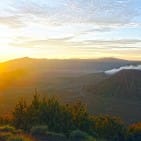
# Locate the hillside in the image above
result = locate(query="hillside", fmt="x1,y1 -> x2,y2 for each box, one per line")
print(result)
88,69 -> 141,99
85,69 -> 141,123
0,57 -> 141,123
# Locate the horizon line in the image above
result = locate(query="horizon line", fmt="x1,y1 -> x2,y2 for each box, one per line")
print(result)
1,56 -> 140,63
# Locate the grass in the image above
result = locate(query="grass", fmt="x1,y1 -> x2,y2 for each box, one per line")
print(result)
0,125 -> 15,132
0,125 -> 34,141
0,125 -> 109,141
0,132 -> 34,141
7,134 -> 33,141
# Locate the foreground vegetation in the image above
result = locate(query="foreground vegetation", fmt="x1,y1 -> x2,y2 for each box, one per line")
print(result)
0,125 -> 34,141
0,94 -> 141,141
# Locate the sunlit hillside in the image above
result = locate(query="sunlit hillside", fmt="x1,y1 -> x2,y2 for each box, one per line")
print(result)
0,58 -> 140,124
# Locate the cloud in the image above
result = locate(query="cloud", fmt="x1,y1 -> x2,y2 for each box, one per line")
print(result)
30,0 -> 139,25
83,40 -> 141,50
0,0 -> 140,41
105,64 -> 141,75
10,37 -> 74,48
2,0 -> 141,27
86,39 -> 141,44
1,0 -> 141,60
10,37 -> 141,50
0,16 -> 24,28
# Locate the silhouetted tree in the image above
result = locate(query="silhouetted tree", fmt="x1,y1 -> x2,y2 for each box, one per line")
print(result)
13,98 -> 28,130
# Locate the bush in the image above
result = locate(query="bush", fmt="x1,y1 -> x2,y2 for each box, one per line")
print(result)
93,115 -> 126,141
7,135 -> 33,141
12,95 -> 90,134
0,115 -> 12,125
0,132 -> 13,140
30,125 -> 48,135
12,94 -> 130,141
127,122 -> 141,141
47,131 -> 65,137
32,131 -> 66,141
0,125 -> 16,133
0,132 -> 33,141
70,130 -> 95,141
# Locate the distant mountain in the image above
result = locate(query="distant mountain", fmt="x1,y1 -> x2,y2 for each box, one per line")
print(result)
0,57 -> 141,123
0,57 -> 138,75
88,69 -> 141,99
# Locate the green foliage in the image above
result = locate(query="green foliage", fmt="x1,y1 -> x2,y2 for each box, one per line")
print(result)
46,131 -> 66,138
67,102 -> 93,133
92,115 -> 126,141
30,125 -> 48,135
70,130 -> 95,141
0,125 -> 16,133
13,98 -> 28,130
0,132 -> 33,141
7,135 -> 32,141
0,132 -> 13,140
127,122 -> 141,141
12,94 -> 128,141
12,94 -> 90,135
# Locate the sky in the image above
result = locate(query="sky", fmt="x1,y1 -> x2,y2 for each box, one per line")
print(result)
0,0 -> 141,61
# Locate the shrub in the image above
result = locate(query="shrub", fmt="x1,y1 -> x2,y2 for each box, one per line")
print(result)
46,131 -> 67,141
0,114 -> 12,125
0,132 -> 33,141
70,130 -> 95,141
93,115 -> 126,141
0,125 -> 16,133
13,95 -> 93,134
7,135 -> 33,141
0,132 -> 13,140
12,98 -> 28,130
127,122 -> 141,141
30,125 -> 48,135
47,131 -> 65,137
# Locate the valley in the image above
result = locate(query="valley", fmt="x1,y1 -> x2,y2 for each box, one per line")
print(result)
0,58 -> 141,124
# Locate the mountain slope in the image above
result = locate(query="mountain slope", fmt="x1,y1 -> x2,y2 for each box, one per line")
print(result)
88,69 -> 141,99
0,58 -> 141,123
85,69 -> 141,123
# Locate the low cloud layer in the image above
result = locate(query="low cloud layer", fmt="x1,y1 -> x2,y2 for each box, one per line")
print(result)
105,65 -> 141,75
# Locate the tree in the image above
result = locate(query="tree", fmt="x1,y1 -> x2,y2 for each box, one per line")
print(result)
93,115 -> 126,141
26,94 -> 41,128
13,98 -> 28,130
68,101 -> 93,133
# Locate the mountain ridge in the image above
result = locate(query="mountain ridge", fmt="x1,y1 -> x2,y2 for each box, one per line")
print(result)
0,57 -> 139,74
88,69 -> 141,99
